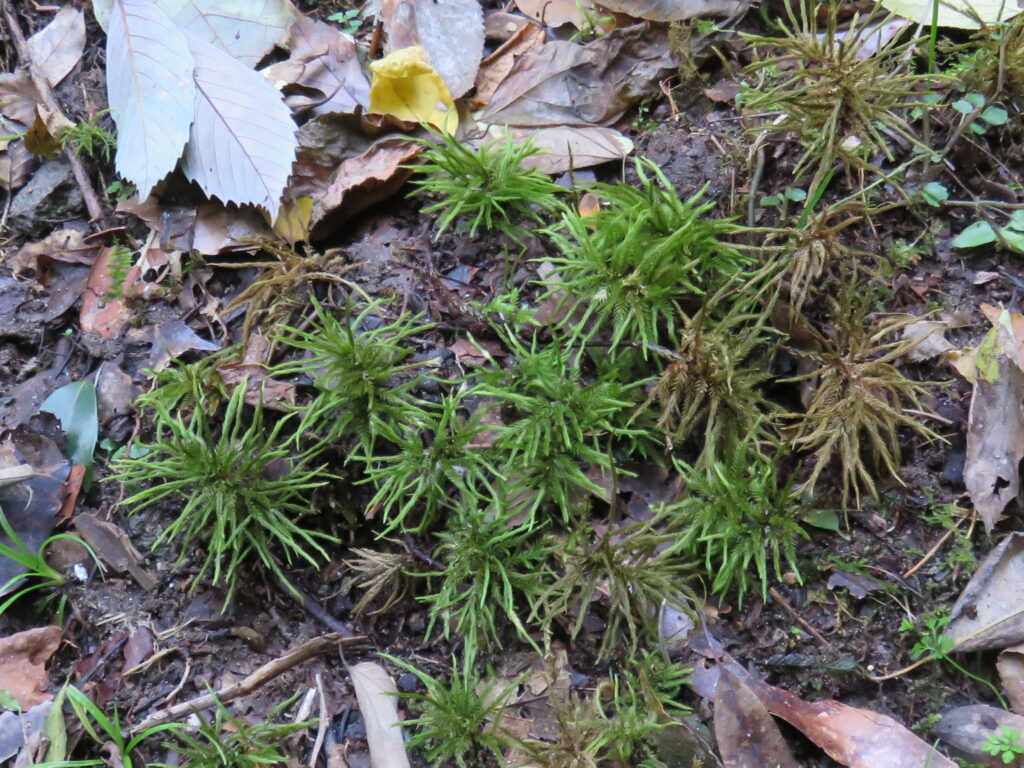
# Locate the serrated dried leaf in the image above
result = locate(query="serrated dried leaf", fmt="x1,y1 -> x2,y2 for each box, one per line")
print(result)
106,0 -> 195,199
159,0 -> 297,67
180,32 -> 298,219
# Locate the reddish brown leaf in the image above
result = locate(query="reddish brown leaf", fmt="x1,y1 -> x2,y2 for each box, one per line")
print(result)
0,626 -> 62,709
715,665 -> 799,768
474,21 -> 546,106
310,138 -> 422,239
79,246 -> 131,339
748,674 -> 957,768
998,642 -> 1024,715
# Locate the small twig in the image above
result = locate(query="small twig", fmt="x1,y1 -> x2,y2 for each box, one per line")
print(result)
131,633 -> 363,734
274,570 -> 355,638
903,524 -> 959,579
1,0 -> 105,223
768,587 -> 834,649
308,673 -> 328,768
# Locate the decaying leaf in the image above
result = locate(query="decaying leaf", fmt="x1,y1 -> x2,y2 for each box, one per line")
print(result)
180,32 -> 298,220
997,642 -> 1024,715
474,21 -> 546,106
901,319 -> 954,362
26,6 -> 86,88
368,46 -> 459,132
265,14 -> 370,117
310,138 -> 423,239
735,662 -> 956,768
946,532 -> 1024,652
105,0 -> 196,199
715,665 -> 799,768
934,705 -> 1024,766
147,319 -> 221,371
349,662 -> 411,768
0,626 -> 62,710
474,124 -> 634,173
964,309 -> 1024,532
381,0 -> 485,99
0,428 -> 70,597
0,701 -> 51,763
513,0 -> 596,28
598,0 -> 748,21
482,24 -> 675,126
73,512 -> 156,590
79,246 -> 132,339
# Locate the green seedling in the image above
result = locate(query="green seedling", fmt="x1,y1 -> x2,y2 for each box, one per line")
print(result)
61,685 -> 184,768
661,433 -> 807,605
388,653 -> 523,768
158,692 -> 312,768
60,111 -> 115,162
409,127 -> 562,241
113,380 -> 335,603
541,158 -> 751,354
0,509 -> 100,623
983,726 -> 1024,764
418,503 -> 551,651
274,297 -> 434,453
901,612 -> 1008,709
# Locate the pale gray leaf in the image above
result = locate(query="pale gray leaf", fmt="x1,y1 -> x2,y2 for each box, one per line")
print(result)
180,32 -> 297,219
158,0 -> 297,67
26,7 -> 86,88
92,0 -> 113,31
381,0 -> 484,98
106,0 -> 195,199
598,0 -> 747,21
349,662 -> 411,768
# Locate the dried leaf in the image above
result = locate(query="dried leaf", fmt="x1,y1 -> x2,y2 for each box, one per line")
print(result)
474,21 -> 546,106
997,643 -> 1024,715
715,665 -> 799,768
381,0 -> 484,98
475,124 -> 633,173
0,702 -> 50,764
266,15 -> 369,116
598,0 -> 747,21
0,627 -> 61,710
934,705 -> 1024,766
0,428 -> 70,597
148,320 -> 221,371
946,532 -> 1024,652
514,0 -> 595,27
368,46 -> 458,132
901,320 -> 954,362
482,24 -> 675,126
736,662 -> 957,768
180,32 -> 298,220
349,662 -> 411,768
0,137 -> 34,191
26,7 -> 85,88
964,315 -> 1024,532
105,0 -> 196,199
310,138 -> 422,239
73,512 -> 157,591
79,246 -> 131,339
